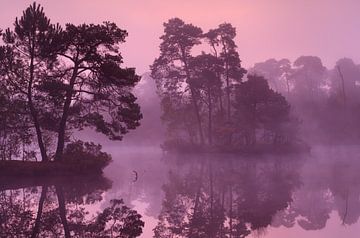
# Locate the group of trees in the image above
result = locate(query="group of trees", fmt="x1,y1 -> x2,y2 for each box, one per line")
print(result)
250,56 -> 360,143
0,2 -> 142,161
151,18 -> 298,151
249,56 -> 360,105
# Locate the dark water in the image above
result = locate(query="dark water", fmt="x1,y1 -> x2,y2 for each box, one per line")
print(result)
1,145 -> 360,237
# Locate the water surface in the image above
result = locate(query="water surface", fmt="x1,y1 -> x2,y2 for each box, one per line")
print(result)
2,145 -> 360,237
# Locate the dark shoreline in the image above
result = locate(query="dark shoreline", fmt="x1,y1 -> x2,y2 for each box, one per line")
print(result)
0,159 -> 110,177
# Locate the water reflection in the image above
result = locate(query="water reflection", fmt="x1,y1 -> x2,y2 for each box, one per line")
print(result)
148,149 -> 360,237
153,155 -> 303,237
272,148 -> 360,231
3,147 -> 360,237
0,175 -> 144,237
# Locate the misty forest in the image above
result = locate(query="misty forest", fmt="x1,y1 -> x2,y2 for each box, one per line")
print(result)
0,2 -> 360,238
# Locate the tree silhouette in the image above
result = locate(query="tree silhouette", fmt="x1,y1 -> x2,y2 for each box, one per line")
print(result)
1,2 -> 61,161
233,75 -> 297,146
249,58 -> 292,95
152,19 -> 249,150
151,18 -> 205,145
0,2 -> 142,162
190,53 -> 223,145
205,23 -> 246,123
48,21 -> 142,160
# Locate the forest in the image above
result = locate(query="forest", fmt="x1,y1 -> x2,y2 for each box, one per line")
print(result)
0,3 -> 359,162
1,2 -> 360,238
151,18 -> 360,153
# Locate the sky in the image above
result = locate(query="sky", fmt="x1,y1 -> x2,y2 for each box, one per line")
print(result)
0,0 -> 359,74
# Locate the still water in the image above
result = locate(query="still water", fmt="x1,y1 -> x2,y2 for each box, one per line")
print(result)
1,145 -> 360,237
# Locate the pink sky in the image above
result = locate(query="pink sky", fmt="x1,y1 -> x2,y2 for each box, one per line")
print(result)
1,0 -> 359,74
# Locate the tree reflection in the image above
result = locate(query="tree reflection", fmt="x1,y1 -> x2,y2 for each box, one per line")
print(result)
153,155 -> 302,237
272,150 -> 360,231
0,175 -> 144,237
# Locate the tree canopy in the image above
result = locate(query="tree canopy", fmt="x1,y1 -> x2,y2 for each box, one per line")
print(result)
0,2 -> 142,162
151,18 -> 298,152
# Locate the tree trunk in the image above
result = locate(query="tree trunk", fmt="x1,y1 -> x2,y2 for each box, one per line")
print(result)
28,103 -> 48,162
181,52 -> 204,145
286,76 -> 290,97
31,186 -> 48,238
209,162 -> 214,237
189,162 -> 205,237
189,87 -> 205,145
219,94 -> 224,116
56,186 -> 71,238
229,185 -> 233,238
225,66 -> 231,122
54,65 -> 78,161
28,47 -> 48,162
337,66 -> 347,106
208,88 -> 213,146
223,47 -> 233,146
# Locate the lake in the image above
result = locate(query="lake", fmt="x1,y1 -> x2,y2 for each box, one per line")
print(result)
1,145 -> 360,237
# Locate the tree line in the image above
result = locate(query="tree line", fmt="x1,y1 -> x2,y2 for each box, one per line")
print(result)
151,18 -> 299,152
0,3 -> 142,161
250,56 -> 360,143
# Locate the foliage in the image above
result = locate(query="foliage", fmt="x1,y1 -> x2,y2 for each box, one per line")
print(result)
251,56 -> 360,144
233,75 -> 298,146
0,2 -> 142,162
151,18 -> 250,151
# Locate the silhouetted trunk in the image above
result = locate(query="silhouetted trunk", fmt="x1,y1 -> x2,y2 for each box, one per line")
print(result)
181,51 -> 204,145
187,128 -> 195,145
56,186 -> 71,238
31,185 -> 48,238
189,162 -> 205,237
286,77 -> 290,97
342,189 -> 349,225
28,102 -> 48,162
209,162 -> 214,237
54,65 -> 78,161
337,66 -> 347,106
1,117 -> 7,161
223,49 -> 231,123
220,186 -> 225,237
229,185 -> 233,238
222,47 -> 233,146
189,87 -> 205,145
28,47 -> 48,162
208,88 -> 213,146
219,94 -> 224,115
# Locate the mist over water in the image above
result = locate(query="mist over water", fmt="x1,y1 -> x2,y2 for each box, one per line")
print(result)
2,134 -> 360,236
101,145 -> 360,237
1,2 -> 360,238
